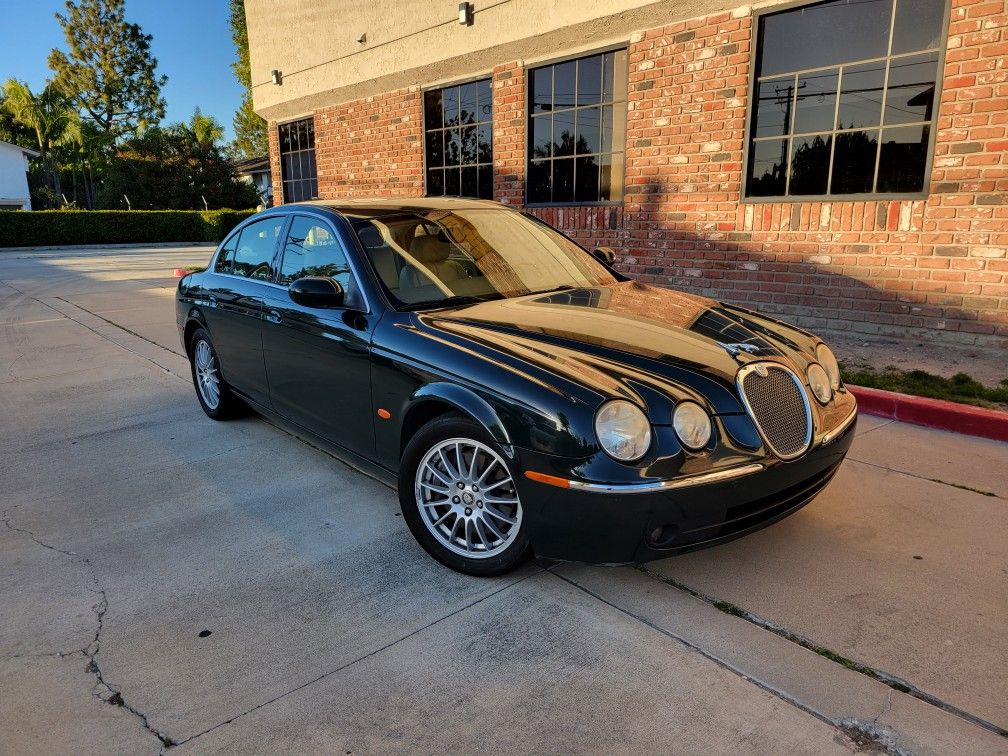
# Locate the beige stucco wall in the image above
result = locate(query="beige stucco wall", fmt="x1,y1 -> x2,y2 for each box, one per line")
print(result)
246,0 -> 764,122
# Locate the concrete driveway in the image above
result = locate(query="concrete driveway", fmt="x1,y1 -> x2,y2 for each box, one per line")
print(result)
1,246 -> 1006,755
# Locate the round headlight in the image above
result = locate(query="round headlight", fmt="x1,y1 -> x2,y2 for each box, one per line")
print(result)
673,401 -> 712,451
806,363 -> 832,404
816,343 -> 841,390
594,400 -> 652,462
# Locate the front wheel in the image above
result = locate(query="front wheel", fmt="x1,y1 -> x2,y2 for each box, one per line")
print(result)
399,416 -> 530,576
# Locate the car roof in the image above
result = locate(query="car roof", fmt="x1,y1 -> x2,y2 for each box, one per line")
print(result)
289,196 -> 508,219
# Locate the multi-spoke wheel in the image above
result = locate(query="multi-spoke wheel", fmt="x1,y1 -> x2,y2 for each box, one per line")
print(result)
188,327 -> 239,420
400,416 -> 530,575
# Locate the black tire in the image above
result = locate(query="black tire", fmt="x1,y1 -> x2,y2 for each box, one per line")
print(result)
188,327 -> 241,420
399,415 -> 530,576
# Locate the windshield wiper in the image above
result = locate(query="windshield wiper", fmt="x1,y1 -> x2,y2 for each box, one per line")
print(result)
407,293 -> 504,311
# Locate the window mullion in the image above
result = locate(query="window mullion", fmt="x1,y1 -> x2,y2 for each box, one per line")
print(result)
872,0 -> 899,193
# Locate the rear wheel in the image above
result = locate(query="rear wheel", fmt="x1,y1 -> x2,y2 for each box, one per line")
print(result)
188,327 -> 240,419
399,416 -> 529,576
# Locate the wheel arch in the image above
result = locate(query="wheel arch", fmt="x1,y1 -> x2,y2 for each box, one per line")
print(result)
183,308 -> 210,356
401,383 -> 513,456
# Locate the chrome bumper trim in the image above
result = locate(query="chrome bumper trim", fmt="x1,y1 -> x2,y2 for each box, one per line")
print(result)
820,403 -> 858,445
567,463 -> 765,495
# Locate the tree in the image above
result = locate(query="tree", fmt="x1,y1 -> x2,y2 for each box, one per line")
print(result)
182,108 -> 225,151
228,0 -> 267,158
98,125 -> 259,210
1,79 -> 79,200
48,0 -> 167,138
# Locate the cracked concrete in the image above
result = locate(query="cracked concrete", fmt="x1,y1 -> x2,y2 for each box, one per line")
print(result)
2,245 -> 1007,754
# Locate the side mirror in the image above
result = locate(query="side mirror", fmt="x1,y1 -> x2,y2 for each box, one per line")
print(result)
288,276 -> 345,308
592,246 -> 617,266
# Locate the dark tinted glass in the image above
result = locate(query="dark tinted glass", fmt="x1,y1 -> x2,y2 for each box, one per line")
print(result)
232,216 -> 284,280
424,90 -> 443,129
754,77 -> 794,137
577,54 -> 603,106
528,51 -> 627,204
554,60 -> 576,110
552,158 -> 574,202
574,156 -> 600,202
425,79 -> 492,199
278,118 -> 318,202
747,139 -> 787,196
789,134 -> 832,195
831,130 -> 878,193
892,0 -> 946,54
279,217 -> 356,305
758,0 -> 891,77
215,233 -> 238,273
532,115 -> 552,158
460,82 -> 478,125
427,169 -> 444,196
883,53 -> 938,125
478,164 -> 493,199
877,125 -> 929,192
837,62 -> 885,129
532,67 -> 552,113
794,69 -> 838,134
443,87 -> 460,127
528,160 -> 551,203
576,107 -> 601,154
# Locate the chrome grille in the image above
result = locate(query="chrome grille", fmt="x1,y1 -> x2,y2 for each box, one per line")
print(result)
737,363 -> 812,460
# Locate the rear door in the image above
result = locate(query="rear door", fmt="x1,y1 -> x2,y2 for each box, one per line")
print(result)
262,214 -> 376,455
204,215 -> 287,406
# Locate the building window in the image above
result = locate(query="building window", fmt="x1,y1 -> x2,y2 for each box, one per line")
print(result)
278,118 -> 318,202
527,49 -> 628,205
745,0 -> 948,200
424,79 -> 493,199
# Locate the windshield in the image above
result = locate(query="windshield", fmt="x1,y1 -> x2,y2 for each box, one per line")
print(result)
350,208 -> 618,309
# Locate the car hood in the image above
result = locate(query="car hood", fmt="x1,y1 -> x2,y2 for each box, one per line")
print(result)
418,281 -> 819,417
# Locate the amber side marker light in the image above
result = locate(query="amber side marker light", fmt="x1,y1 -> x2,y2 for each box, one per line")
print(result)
524,470 -> 570,489
377,408 -> 391,420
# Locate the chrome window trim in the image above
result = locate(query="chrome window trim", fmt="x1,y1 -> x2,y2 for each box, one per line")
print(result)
736,361 -> 814,461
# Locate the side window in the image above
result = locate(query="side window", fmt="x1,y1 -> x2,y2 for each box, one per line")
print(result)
279,216 -> 359,307
214,232 -> 238,274
231,216 -> 285,280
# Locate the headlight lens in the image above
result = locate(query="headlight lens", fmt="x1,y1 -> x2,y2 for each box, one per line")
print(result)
594,400 -> 652,462
673,401 -> 712,450
816,343 -> 841,390
806,363 -> 832,404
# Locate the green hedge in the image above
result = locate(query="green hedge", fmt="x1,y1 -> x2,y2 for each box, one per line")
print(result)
0,209 -> 256,248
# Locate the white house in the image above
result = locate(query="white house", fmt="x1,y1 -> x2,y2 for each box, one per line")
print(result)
0,140 -> 38,210
231,155 -> 273,208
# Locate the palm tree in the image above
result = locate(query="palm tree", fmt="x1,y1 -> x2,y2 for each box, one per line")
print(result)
1,79 -> 79,199
182,108 -> 224,150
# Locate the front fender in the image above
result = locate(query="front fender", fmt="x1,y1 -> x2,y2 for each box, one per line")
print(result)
409,382 -> 513,451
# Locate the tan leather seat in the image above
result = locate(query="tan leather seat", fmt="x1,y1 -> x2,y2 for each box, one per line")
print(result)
399,234 -> 463,290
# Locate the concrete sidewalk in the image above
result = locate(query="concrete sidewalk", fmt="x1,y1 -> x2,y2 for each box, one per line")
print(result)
1,246 -> 1006,754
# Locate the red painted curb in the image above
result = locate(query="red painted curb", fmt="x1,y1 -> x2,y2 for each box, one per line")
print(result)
173,268 -> 193,277
848,385 -> 1008,443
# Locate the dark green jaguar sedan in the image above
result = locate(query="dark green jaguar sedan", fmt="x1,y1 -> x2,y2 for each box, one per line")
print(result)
177,198 -> 857,575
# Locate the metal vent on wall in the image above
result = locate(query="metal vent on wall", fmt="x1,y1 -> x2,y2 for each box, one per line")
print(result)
737,362 -> 812,460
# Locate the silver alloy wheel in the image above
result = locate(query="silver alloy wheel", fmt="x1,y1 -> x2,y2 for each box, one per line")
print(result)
194,339 -> 221,410
415,437 -> 523,559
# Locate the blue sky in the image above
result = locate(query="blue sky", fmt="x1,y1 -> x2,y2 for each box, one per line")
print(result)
0,1 -> 243,142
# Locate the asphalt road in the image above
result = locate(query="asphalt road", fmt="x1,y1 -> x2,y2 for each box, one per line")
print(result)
1,245 -> 1006,755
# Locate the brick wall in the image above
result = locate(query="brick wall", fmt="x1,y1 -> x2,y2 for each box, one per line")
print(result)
275,0 -> 1008,346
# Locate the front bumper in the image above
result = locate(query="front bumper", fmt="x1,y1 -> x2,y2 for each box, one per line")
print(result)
515,409 -> 856,564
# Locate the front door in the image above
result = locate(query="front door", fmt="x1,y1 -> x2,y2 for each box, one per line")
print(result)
262,215 -> 376,455
203,215 -> 286,405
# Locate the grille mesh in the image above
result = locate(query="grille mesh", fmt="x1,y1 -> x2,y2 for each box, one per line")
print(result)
740,365 -> 811,458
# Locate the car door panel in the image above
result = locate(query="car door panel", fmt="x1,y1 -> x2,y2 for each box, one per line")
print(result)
262,215 -> 376,454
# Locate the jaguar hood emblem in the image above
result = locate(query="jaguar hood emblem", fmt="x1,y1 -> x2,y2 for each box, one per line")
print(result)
719,342 -> 763,358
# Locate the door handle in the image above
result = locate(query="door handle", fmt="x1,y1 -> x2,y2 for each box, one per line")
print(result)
266,309 -> 282,324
